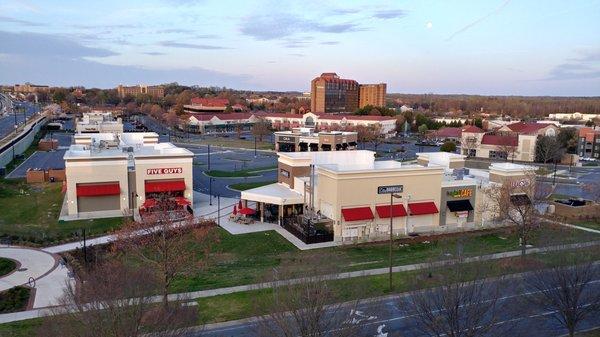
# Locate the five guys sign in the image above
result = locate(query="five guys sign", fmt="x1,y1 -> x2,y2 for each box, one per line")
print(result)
147,167 -> 183,175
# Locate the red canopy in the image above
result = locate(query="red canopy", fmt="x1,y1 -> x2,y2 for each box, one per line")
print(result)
408,202 -> 439,215
145,179 -> 186,193
341,207 -> 374,222
175,197 -> 191,206
232,205 -> 238,215
239,207 -> 256,215
76,182 -> 120,197
375,204 -> 407,218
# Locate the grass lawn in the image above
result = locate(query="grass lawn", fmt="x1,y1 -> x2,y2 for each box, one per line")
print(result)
168,223 -> 599,293
0,318 -> 42,337
205,166 -> 276,178
0,180 -> 126,246
0,258 -> 17,277
228,181 -> 277,191
573,220 -> 600,231
0,287 -> 30,314
196,245 -> 600,324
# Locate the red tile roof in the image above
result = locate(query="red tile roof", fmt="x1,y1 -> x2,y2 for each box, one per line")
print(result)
434,127 -> 462,138
579,127 -> 600,142
189,112 -> 254,121
481,134 -> 519,146
461,125 -> 485,133
506,122 -> 549,134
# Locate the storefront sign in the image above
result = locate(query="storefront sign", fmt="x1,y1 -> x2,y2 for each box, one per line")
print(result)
377,185 -> 403,194
279,136 -> 294,143
447,189 -> 473,198
146,167 -> 183,175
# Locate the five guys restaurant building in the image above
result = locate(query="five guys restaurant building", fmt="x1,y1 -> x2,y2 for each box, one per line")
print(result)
62,132 -> 194,219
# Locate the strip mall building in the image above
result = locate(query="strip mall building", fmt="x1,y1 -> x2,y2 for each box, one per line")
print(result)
240,150 -> 536,244
63,132 -> 194,219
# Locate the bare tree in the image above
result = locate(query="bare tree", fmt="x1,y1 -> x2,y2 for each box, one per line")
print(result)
115,199 -> 217,309
484,171 -> 545,256
251,117 -> 271,142
535,135 -> 564,164
39,260 -> 197,337
401,252 -> 511,337
256,253 -> 369,337
356,124 -> 377,150
524,250 -> 600,337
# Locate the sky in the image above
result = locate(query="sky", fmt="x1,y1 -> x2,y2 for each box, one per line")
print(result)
0,0 -> 599,96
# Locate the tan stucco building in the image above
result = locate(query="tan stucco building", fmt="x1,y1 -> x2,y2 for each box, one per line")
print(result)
63,132 -> 193,219
75,112 -> 124,134
275,128 -> 358,152
241,151 -> 482,243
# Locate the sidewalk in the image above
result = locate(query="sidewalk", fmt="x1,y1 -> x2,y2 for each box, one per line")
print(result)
1,240 -> 598,324
0,247 -> 71,308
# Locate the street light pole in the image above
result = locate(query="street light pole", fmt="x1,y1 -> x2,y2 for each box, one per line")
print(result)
389,193 -> 394,292
254,137 -> 257,157
207,144 -> 211,171
209,178 -> 213,206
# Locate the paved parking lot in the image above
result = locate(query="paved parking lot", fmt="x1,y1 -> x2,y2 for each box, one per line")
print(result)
188,145 -> 278,198
6,149 -> 67,178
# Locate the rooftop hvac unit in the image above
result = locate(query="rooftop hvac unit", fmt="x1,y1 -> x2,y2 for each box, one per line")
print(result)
122,146 -> 134,153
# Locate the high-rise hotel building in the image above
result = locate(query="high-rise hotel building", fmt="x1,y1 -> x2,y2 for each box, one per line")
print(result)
310,73 -> 386,113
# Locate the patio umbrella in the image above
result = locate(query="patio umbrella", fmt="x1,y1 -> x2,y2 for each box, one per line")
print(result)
238,200 -> 243,210
232,205 -> 237,215
238,207 -> 256,216
175,197 -> 191,206
141,198 -> 157,209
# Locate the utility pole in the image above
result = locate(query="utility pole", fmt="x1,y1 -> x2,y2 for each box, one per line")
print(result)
207,144 -> 211,171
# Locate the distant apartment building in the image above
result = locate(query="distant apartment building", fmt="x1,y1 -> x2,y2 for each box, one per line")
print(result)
578,127 -> 600,159
116,85 -> 164,99
460,122 -> 559,162
548,112 -> 600,122
14,83 -> 50,94
359,83 -> 386,108
311,73 -> 359,113
183,97 -> 244,114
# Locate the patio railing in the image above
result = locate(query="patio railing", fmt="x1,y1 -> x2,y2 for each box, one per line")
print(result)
281,215 -> 334,244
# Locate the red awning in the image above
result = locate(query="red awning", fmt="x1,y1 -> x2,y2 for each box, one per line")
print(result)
341,207 -> 374,222
145,180 -> 186,193
76,182 -> 120,197
408,202 -> 439,215
375,204 -> 407,218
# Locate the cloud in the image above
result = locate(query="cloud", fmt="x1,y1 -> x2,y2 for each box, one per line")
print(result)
330,8 -> 360,15
288,53 -> 305,57
0,15 -> 44,26
159,41 -> 230,50
446,0 -> 511,41
72,23 -> 139,30
0,30 -> 116,58
320,41 -> 339,45
240,14 -> 364,40
545,50 -> 600,81
372,9 -> 407,19
156,28 -> 196,34
0,30 -> 254,89
143,51 -> 166,56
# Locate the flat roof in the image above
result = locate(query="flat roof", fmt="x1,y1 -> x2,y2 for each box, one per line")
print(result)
65,132 -> 192,160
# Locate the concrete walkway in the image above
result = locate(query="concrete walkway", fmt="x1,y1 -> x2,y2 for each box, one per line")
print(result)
0,247 -> 70,308
551,220 -> 600,235
1,240 -> 598,324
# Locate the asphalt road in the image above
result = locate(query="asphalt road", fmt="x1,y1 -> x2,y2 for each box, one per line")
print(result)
193,277 -> 600,337
0,101 -> 38,139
